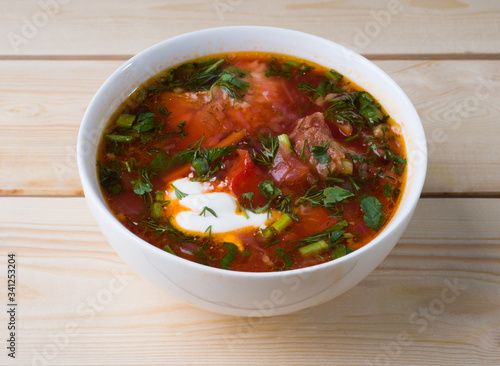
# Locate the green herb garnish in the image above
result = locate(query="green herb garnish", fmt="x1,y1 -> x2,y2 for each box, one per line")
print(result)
324,94 -> 363,127
97,161 -> 124,195
258,180 -> 282,200
204,225 -> 213,238
360,195 -> 385,231
253,133 -> 279,167
296,186 -> 353,208
311,140 -> 332,165
348,153 -> 367,163
131,167 -> 153,195
219,242 -> 239,269
297,80 -> 343,98
191,144 -> 238,180
355,91 -> 384,127
265,57 -> 312,79
288,220 -> 348,245
210,66 -> 251,102
275,246 -> 293,270
331,244 -> 353,259
323,186 -> 355,204
162,245 -> 175,255
325,69 -> 343,81
140,217 -> 197,242
383,147 -> 407,174
171,184 -> 188,199
384,183 -> 393,198
158,58 -> 251,102
199,206 -> 217,217
133,112 -> 156,133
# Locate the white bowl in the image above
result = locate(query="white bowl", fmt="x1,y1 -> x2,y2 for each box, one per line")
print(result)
77,26 -> 427,317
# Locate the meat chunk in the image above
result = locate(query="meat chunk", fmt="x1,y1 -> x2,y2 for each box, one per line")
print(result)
289,112 -> 347,178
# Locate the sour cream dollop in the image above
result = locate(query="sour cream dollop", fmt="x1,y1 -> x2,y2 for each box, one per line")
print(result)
167,178 -> 268,234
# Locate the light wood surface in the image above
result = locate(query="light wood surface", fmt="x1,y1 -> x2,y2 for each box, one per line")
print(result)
1,0 -> 499,56
1,1 -> 499,365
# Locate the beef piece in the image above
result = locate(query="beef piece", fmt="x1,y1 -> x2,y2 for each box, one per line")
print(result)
289,112 -> 347,178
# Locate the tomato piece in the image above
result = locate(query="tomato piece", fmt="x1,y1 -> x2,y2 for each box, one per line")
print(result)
226,149 -> 266,205
279,205 -> 333,244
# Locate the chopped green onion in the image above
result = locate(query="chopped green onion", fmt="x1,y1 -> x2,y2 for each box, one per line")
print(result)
116,114 -> 136,128
299,240 -> 329,257
278,134 -> 293,152
325,69 -> 343,81
262,213 -> 293,241
262,227 -> 275,241
151,202 -> 162,219
273,213 -> 293,232
285,59 -> 300,68
105,134 -> 134,143
151,191 -> 165,219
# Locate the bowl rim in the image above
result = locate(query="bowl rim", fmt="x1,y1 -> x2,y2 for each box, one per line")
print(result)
77,25 -> 427,279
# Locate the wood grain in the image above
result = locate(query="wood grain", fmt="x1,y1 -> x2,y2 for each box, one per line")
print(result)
379,60 -> 500,195
0,0 -> 499,57
1,2 -> 499,365
1,197 -> 499,365
0,60 -> 116,196
0,59 -> 499,196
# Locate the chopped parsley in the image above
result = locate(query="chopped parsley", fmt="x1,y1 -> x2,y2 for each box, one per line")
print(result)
265,57 -> 313,79
97,161 -> 123,195
296,186 -> 354,208
153,58 -> 251,102
323,186 -> 355,204
311,140 -> 332,165
297,80 -> 343,98
219,242 -> 239,269
289,220 -> 348,245
210,66 -> 251,102
258,180 -> 282,200
360,195 -> 385,231
131,168 -> 153,195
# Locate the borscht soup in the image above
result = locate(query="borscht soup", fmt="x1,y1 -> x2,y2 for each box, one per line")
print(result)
96,52 -> 406,272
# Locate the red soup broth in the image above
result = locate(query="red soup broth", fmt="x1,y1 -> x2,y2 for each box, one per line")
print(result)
97,52 -> 406,272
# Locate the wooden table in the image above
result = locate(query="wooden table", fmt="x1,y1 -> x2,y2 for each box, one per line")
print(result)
1,1 -> 499,365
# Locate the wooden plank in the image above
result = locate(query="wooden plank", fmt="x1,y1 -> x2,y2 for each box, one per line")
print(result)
1,59 -> 499,196
379,60 -> 500,195
0,60 -> 115,196
0,0 -> 499,57
1,196 -> 499,365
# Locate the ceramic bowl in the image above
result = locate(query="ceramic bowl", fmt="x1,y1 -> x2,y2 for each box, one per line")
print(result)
77,26 -> 427,316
